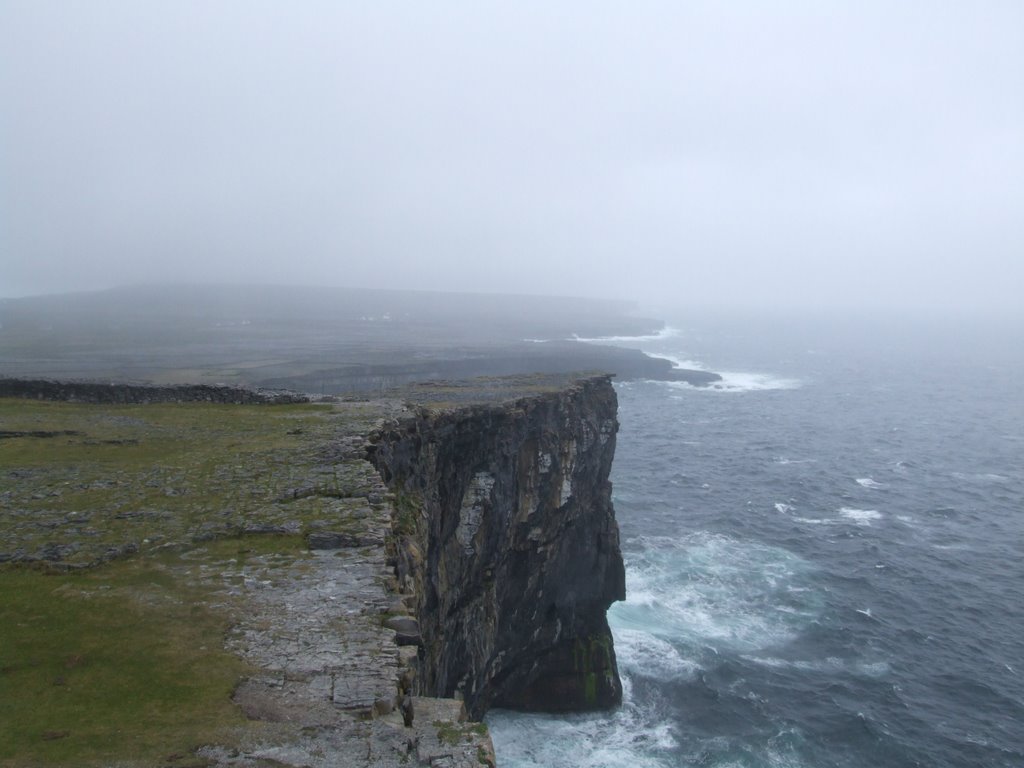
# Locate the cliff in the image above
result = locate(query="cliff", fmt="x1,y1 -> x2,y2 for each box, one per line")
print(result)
370,375 -> 626,720
1,373 -> 625,765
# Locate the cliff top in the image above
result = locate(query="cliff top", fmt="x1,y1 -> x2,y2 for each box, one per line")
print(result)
0,386 -> 493,766
0,371 -> 623,766
394,371 -> 613,411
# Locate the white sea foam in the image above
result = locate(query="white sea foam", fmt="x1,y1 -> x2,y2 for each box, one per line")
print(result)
488,676 -> 678,768
774,502 -> 794,514
743,654 -> 890,678
614,629 -> 700,681
840,507 -> 882,524
797,512 -> 885,527
646,352 -> 709,371
774,457 -> 817,465
571,325 -> 682,343
708,371 -> 803,392
856,477 -> 885,489
661,372 -> 802,393
645,353 -> 802,392
610,533 -> 821,653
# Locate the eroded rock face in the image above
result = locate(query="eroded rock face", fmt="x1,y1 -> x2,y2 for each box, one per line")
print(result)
370,375 -> 625,719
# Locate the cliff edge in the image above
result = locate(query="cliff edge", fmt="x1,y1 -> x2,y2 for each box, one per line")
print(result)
1,373 -> 624,765
370,375 -> 626,720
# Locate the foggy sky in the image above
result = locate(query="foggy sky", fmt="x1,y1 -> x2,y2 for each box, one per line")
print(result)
2,1 -> 1022,315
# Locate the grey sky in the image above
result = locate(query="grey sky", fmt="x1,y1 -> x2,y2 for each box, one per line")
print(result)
2,1 -> 1022,314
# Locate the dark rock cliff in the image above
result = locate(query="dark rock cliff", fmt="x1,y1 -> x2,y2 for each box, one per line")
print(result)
369,375 -> 625,720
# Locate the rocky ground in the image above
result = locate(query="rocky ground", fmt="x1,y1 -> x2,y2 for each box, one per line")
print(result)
0,284 -> 660,765
0,393 -> 493,767
193,462 -> 494,768
223,546 -> 411,736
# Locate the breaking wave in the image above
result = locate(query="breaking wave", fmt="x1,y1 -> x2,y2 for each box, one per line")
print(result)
649,353 -> 801,392
840,508 -> 882,525
571,325 -> 682,343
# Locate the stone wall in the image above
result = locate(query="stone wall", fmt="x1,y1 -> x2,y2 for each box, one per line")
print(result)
0,377 -> 308,405
370,375 -> 625,720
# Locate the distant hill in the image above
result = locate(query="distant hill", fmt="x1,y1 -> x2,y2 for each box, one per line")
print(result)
0,283 -> 718,391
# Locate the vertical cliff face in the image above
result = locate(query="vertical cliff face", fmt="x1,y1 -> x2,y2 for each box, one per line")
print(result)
369,375 -> 626,720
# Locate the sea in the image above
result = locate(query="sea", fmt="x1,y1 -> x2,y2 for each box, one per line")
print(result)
488,310 -> 1024,768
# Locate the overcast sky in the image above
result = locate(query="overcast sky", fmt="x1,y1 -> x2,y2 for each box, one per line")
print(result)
2,1 -> 1022,314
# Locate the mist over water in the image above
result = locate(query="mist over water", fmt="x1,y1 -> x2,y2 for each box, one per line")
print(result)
488,311 -> 1024,768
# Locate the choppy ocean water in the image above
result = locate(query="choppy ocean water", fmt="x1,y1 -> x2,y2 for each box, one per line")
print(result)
489,312 -> 1024,768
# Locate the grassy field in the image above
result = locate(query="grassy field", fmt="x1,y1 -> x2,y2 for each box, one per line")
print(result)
0,542 -> 272,767
0,399 -> 385,567
0,397 -> 383,766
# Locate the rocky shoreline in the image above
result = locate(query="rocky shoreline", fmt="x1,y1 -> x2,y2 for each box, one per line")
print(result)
253,340 -> 721,393
0,284 -> 721,393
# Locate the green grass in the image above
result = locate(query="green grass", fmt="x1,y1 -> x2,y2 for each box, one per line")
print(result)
0,399 -> 359,566
0,548 -> 256,767
0,396 -> 389,765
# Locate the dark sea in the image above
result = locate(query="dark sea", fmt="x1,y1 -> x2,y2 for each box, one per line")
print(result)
488,311 -> 1024,768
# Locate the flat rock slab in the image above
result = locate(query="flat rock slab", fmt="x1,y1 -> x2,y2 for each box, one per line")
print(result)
199,714 -> 490,768
197,442 -> 494,765
223,549 -> 402,712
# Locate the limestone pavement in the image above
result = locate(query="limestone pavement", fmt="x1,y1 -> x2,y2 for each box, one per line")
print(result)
195,406 -> 494,767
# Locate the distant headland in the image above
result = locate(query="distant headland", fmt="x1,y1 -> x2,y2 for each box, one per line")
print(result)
0,283 -> 720,391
